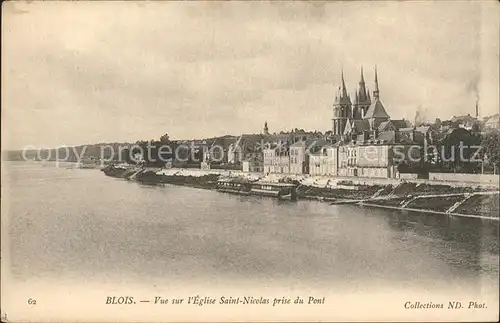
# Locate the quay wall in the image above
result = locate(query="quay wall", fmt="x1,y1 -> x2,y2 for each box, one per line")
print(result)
429,172 -> 499,185
398,173 -> 419,180
104,165 -> 499,189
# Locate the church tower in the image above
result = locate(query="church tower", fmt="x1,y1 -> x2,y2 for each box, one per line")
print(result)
353,66 -> 371,119
263,121 -> 269,135
363,66 -> 390,130
332,70 -> 352,136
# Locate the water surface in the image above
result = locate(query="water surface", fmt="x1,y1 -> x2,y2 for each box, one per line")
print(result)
3,162 -> 499,293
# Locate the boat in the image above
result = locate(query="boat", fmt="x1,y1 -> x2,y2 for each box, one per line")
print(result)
216,178 -> 253,195
76,157 -> 101,169
102,164 -> 134,178
75,163 -> 98,169
250,182 -> 298,201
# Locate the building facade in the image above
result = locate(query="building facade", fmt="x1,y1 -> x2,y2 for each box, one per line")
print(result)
357,144 -> 393,178
290,141 -> 309,174
338,143 -> 358,177
308,145 -> 339,176
485,114 -> 500,130
243,158 -> 264,173
263,146 -> 290,174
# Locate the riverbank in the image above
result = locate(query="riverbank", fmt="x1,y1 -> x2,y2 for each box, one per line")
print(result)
102,165 -> 499,220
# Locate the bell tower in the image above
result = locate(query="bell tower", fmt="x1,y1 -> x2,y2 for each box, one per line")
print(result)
332,70 -> 352,136
353,66 -> 371,119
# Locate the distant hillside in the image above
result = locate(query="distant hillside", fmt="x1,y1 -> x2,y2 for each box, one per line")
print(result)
2,142 -> 133,162
2,129 -> 327,163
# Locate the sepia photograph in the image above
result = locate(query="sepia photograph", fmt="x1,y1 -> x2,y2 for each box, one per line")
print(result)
1,0 -> 499,321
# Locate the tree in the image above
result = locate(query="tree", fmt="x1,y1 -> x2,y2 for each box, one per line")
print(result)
482,128 -> 500,173
437,128 -> 482,173
159,133 -> 171,144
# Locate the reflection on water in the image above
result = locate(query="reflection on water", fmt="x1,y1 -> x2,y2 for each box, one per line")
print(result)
3,162 -> 499,293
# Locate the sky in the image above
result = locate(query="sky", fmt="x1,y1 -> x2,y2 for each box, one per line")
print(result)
2,1 -> 499,150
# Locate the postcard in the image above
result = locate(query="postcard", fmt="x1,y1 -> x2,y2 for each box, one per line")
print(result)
1,1 -> 499,322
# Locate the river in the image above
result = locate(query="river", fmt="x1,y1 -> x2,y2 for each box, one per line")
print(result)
2,161 -> 499,295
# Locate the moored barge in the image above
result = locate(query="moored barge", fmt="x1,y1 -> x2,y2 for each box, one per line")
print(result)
216,178 -> 253,195
250,182 -> 298,201
216,178 -> 298,201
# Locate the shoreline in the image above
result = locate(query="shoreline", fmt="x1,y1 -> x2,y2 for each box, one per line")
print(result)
360,202 -> 500,222
100,164 -> 500,220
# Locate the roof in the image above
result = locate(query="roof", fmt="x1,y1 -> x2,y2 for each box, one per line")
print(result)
399,127 -> 414,133
485,114 -> 499,124
377,120 -> 394,132
345,119 -> 371,135
415,125 -> 431,133
376,131 -> 396,143
308,139 -> 330,153
451,114 -> 477,123
391,119 -> 412,129
326,134 -> 343,143
354,119 -> 371,131
363,98 -> 390,119
290,138 -> 323,148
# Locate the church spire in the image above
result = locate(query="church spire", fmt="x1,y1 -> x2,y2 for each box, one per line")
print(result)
357,66 -> 369,103
340,68 -> 348,98
334,69 -> 351,106
373,66 -> 380,100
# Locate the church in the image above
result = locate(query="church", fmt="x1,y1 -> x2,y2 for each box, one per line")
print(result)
331,67 -> 411,142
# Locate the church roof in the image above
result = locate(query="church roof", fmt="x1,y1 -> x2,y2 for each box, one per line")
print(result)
377,120 -> 393,132
363,98 -> 390,119
344,119 -> 370,135
352,120 -> 371,132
